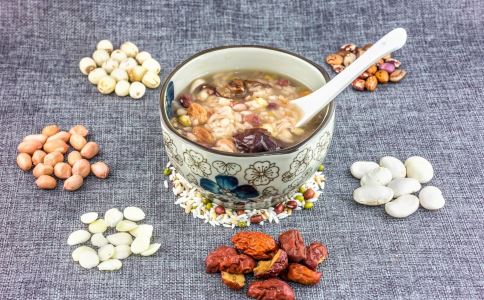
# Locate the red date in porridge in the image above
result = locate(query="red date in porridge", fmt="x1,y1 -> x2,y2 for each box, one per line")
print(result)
170,71 -> 315,153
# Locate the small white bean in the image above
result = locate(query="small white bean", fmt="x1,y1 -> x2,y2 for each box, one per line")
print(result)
350,161 -> 379,179
379,156 -> 406,179
113,245 -> 132,260
91,233 -> 109,247
140,243 -> 161,256
419,186 -> 445,210
360,167 -> 392,186
131,236 -> 151,254
353,185 -> 394,206
106,232 -> 133,246
98,244 -> 115,261
104,208 -> 123,227
72,246 -> 96,262
80,212 -> 98,224
405,156 -> 434,183
88,219 -> 108,234
129,224 -> 153,238
387,178 -> 422,198
78,250 -> 99,269
98,259 -> 122,271
385,194 -> 420,218
116,220 -> 138,232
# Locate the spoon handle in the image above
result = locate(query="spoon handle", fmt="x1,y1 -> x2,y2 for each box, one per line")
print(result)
295,28 -> 407,127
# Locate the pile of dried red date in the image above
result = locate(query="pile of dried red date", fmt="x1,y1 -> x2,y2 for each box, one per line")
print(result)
325,43 -> 407,91
205,230 -> 328,300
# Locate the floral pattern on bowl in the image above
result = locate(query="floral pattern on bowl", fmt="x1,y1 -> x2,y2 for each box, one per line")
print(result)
200,175 -> 259,200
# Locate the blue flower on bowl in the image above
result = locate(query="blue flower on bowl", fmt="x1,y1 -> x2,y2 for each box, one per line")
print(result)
200,175 -> 259,200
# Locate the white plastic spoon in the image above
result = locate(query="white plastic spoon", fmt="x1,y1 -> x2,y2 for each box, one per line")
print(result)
294,28 -> 407,127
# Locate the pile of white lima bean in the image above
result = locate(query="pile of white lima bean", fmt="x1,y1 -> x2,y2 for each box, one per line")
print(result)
351,156 -> 445,218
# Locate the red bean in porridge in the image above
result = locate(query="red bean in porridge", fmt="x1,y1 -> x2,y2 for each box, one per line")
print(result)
170,71 -> 317,153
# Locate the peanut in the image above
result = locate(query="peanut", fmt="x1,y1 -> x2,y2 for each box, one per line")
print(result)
31,150 -> 46,165
46,131 -> 71,143
70,134 -> 87,151
365,76 -> 378,92
35,175 -> 57,190
64,174 -> 84,191
17,140 -> 43,154
16,153 -> 32,171
375,70 -> 389,83
54,162 -> 72,179
33,163 -> 54,177
69,125 -> 89,137
72,159 -> 91,178
67,151 -> 82,166
43,139 -> 69,154
42,125 -> 60,137
23,134 -> 47,144
91,162 -> 109,179
80,142 -> 99,159
43,151 -> 64,167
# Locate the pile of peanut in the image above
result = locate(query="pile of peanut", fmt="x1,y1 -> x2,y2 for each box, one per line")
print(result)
325,43 -> 407,92
16,124 -> 109,191
205,230 -> 328,300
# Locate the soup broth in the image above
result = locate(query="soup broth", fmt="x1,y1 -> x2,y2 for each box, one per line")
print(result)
170,70 -> 320,153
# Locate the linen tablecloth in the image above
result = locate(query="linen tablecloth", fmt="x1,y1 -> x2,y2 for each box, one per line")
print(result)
1,0 -> 483,299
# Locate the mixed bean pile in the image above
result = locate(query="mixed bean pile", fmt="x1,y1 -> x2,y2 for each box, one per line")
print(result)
171,71 -> 316,153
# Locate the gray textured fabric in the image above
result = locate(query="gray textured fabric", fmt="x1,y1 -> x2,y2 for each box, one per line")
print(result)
1,0 -> 483,299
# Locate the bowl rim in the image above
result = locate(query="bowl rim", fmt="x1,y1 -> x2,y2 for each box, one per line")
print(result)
159,45 -> 334,157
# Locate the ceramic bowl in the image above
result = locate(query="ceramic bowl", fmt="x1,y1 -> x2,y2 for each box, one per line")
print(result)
160,46 -> 335,209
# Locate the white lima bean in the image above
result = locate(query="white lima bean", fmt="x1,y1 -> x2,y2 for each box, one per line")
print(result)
104,208 -> 124,227
387,178 -> 422,198
123,206 -> 145,221
107,233 -> 133,246
131,236 -> 151,254
67,230 -> 91,246
353,185 -> 394,206
80,212 -> 98,224
98,259 -> 122,271
350,161 -> 379,179
405,156 -> 434,183
379,156 -> 406,179
91,233 -> 109,247
79,250 -> 100,269
140,243 -> 161,256
419,186 -> 445,210
98,244 -> 115,261
360,167 -> 392,186
384,194 -> 420,218
113,245 -> 132,260
116,220 -> 138,232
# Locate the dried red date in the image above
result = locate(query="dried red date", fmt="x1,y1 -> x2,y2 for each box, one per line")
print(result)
303,242 -> 328,270
220,254 -> 257,274
178,93 -> 192,108
279,230 -> 306,263
286,263 -> 322,285
247,278 -> 295,300
253,249 -> 289,278
205,245 -> 238,273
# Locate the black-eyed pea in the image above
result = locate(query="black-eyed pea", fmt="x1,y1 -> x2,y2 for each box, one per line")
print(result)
80,142 -> 99,159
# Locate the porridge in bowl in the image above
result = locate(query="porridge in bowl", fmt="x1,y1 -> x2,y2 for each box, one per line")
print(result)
169,71 -> 316,153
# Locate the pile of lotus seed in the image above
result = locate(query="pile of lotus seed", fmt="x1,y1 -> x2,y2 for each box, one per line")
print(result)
351,156 -> 445,218
79,40 -> 161,99
68,207 -> 160,271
